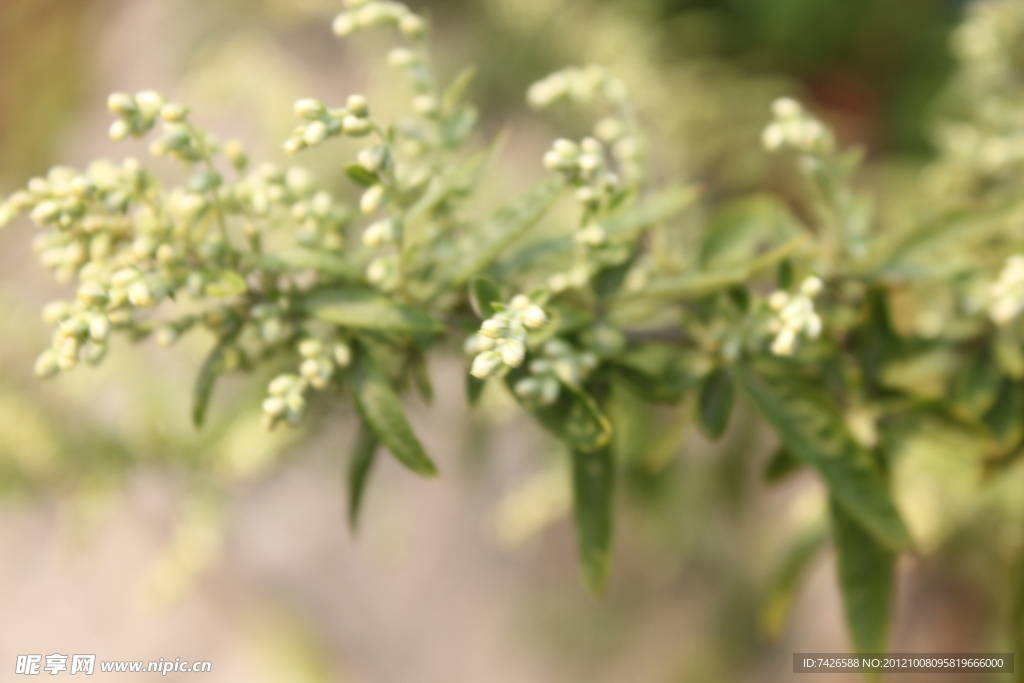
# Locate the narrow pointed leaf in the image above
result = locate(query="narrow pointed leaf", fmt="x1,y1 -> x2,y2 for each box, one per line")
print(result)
761,520 -> 829,637
602,185 -> 699,240
697,367 -> 734,440
349,349 -> 438,477
305,289 -> 445,334
347,420 -> 379,532
572,446 -> 615,594
344,164 -> 379,187
442,176 -> 565,290
735,361 -> 912,550
192,325 -> 241,429
469,276 -> 501,319
505,369 -> 612,452
246,247 -> 363,281
831,498 -> 896,657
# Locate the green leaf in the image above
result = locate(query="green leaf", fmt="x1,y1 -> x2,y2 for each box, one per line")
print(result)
305,289 -> 445,334
203,269 -> 247,298
761,520 -> 829,638
441,175 -> 565,291
441,65 -> 477,114
698,194 -> 801,270
984,380 -> 1024,448
634,236 -> 808,299
442,107 -> 478,149
467,372 -> 486,406
735,361 -> 912,550
951,348 -> 1001,420
469,276 -> 501,319
348,348 -> 438,477
192,326 -> 241,429
831,498 -> 896,657
505,369 -> 612,451
347,420 -> 378,532
697,368 -> 734,440
602,185 -> 700,240
248,247 -> 363,281
765,445 -> 804,482
344,164 -> 379,187
571,446 -> 615,594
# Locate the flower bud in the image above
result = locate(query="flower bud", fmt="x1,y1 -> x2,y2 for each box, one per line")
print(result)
342,115 -> 372,137
332,12 -> 357,36
127,281 -> 154,308
77,283 -> 108,307
298,339 -> 324,358
268,374 -> 297,397
501,338 -> 526,367
358,146 -> 386,173
304,120 -> 329,145
224,139 -> 248,171
333,343 -> 352,367
510,295 -> 531,311
800,276 -> 823,297
283,137 -> 305,155
295,98 -> 329,121
388,48 -> 419,68
159,103 -> 189,122
34,349 -> 60,379
522,305 -> 547,330
262,396 -> 287,418
107,93 -> 138,116
412,95 -> 439,117
480,319 -> 506,338
134,90 -> 166,118
346,94 -> 369,117
470,351 -> 502,379
772,97 -> 802,119
400,14 -> 427,38
360,184 -> 386,214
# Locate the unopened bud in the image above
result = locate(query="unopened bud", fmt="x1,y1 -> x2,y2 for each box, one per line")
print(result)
360,184 -> 386,214
342,115 -> 372,137
295,98 -> 328,121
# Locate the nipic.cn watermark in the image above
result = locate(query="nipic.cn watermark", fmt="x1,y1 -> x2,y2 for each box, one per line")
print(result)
15,655 -> 212,676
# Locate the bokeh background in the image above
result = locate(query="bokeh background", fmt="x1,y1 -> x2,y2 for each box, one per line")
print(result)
1,0 -> 1013,681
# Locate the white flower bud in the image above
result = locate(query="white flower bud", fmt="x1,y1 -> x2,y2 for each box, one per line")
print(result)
127,281 -> 154,308
522,305 -> 547,330
298,339 -> 324,358
366,257 -> 390,284
332,12 -> 357,36
134,90 -> 165,117
767,291 -> 789,310
399,14 -> 427,39
575,223 -> 606,246
268,374 -> 297,397
470,351 -> 503,379
283,137 -> 305,155
300,358 -> 321,380
35,349 -> 61,378
87,314 -> 110,342
304,120 -> 329,145
262,396 -> 287,418
510,294 -> 531,311
772,97 -> 802,119
342,115 -> 372,137
107,93 -> 137,116
360,184 -> 387,214
800,276 -> 823,297
333,343 -> 352,367
501,338 -> 526,367
388,47 -> 419,68
412,95 -> 439,117
159,103 -> 188,122
771,326 -> 798,356
358,146 -> 385,172
295,98 -> 328,121
480,319 -> 506,338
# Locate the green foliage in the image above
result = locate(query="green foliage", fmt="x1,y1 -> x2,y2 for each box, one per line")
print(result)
8,0 -> 1024,664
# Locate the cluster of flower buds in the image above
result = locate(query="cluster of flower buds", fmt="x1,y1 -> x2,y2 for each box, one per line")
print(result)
512,339 -> 599,406
988,255 -> 1024,325
544,137 -> 618,190
527,65 -> 629,109
261,339 -> 352,430
231,164 -> 349,249
466,295 -> 549,379
766,276 -> 824,356
106,91 -> 168,142
331,0 -> 428,41
284,95 -> 374,155
761,98 -> 834,155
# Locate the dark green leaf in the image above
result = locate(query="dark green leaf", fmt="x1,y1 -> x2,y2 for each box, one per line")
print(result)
572,446 -> 614,595
506,369 -> 612,451
698,368 -> 734,440
192,325 -> 241,429
984,380 -> 1024,448
776,259 -> 794,289
347,420 -> 378,532
765,445 -> 804,482
349,348 -> 438,477
951,349 -> 1001,420
735,361 -> 912,550
469,276 -> 501,319
831,498 -> 896,657
467,372 -> 486,406
344,164 -> 379,187
305,289 -> 445,334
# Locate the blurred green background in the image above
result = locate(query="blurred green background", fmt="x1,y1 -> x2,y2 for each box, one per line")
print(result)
2,1 -> 1014,682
